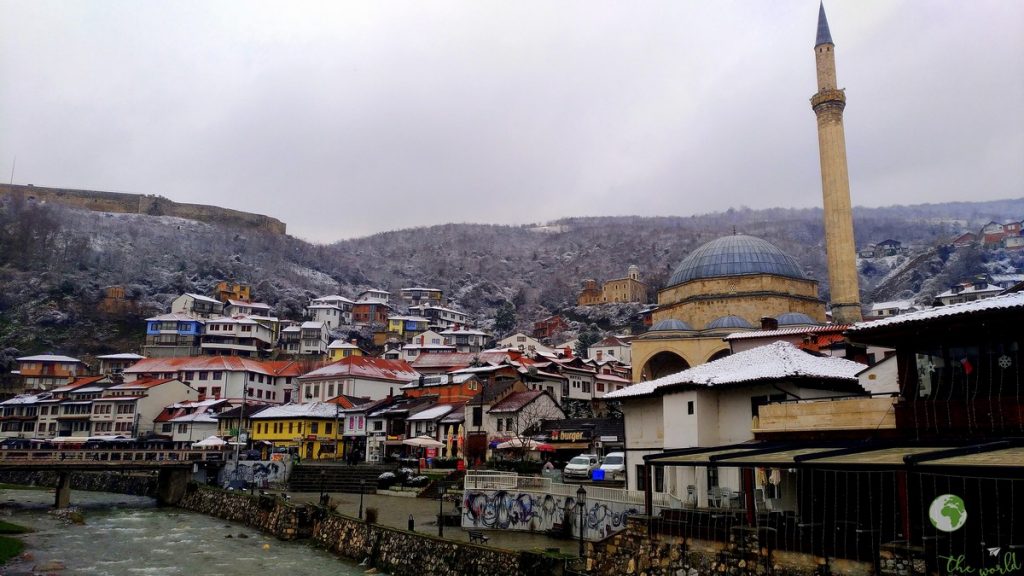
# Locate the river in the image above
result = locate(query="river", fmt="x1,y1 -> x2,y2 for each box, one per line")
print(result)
0,488 -> 366,576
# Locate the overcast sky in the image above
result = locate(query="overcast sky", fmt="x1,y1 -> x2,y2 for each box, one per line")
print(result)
2,1 -> 1022,243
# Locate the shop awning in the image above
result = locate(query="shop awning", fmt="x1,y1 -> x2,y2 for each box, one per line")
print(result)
550,442 -> 591,450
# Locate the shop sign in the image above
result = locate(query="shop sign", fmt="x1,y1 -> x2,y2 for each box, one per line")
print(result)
549,429 -> 591,442
600,435 -> 619,442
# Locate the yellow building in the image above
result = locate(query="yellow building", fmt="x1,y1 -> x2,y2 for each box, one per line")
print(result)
632,235 -> 826,381
250,402 -> 343,460
577,265 -> 648,306
327,340 -> 364,361
214,281 -> 251,304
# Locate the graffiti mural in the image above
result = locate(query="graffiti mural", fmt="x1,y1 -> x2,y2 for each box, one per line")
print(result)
462,490 -> 640,540
219,460 -> 291,486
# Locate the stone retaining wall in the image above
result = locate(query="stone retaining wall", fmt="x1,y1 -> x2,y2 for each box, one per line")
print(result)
0,470 -> 157,497
177,484 -> 564,576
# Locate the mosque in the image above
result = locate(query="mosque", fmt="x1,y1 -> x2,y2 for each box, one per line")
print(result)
631,4 -> 863,382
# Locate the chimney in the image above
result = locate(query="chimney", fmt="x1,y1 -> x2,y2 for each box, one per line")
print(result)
760,317 -> 779,331
564,346 -> 573,358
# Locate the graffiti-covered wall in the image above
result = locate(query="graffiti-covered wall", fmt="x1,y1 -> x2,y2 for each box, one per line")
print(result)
461,489 -> 640,540
219,459 -> 292,486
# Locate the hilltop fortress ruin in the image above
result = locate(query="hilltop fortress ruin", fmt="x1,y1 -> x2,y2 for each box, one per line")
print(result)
0,184 -> 286,235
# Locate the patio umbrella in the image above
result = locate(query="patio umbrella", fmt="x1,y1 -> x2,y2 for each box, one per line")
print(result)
495,438 -> 554,451
445,425 -> 454,457
402,435 -> 444,448
191,435 -> 226,448
457,424 -> 465,457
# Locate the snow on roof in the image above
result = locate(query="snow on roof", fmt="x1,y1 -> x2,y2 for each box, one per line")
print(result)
604,341 -> 863,399
146,312 -> 205,322
327,340 -> 360,349
169,411 -> 220,423
402,287 -> 442,292
723,324 -> 851,341
250,402 -> 340,419
406,405 -> 455,421
282,326 -> 301,332
0,393 -> 50,405
312,295 -> 355,304
935,284 -> 1003,298
125,356 -> 315,377
227,299 -> 271,309
849,292 -> 1024,333
389,315 -> 431,322
439,328 -> 489,336
184,293 -> 222,304
16,355 -> 83,363
96,353 -> 146,360
301,321 -> 326,329
299,356 -> 419,382
869,300 -> 916,312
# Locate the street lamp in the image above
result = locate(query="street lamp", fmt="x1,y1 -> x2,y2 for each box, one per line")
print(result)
437,481 -> 446,537
576,485 -> 587,559
358,479 -> 365,520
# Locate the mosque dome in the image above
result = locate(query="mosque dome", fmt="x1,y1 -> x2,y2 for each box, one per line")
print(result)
776,312 -> 818,326
668,235 -> 806,286
651,319 -> 694,331
705,315 -> 754,330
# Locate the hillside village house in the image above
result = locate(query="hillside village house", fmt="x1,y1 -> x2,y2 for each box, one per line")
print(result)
487,390 -> 565,448
441,328 -> 490,353
297,356 -> 419,402
409,350 -> 512,376
357,288 -> 391,304
351,299 -> 390,327
366,395 -> 436,462
95,353 -> 146,376
392,330 -> 454,361
0,393 -> 48,439
306,295 -> 354,329
94,377 -> 200,437
533,315 -> 569,339
385,315 -> 431,343
124,356 -> 311,405
200,316 -> 275,357
279,325 -> 301,355
496,333 -> 554,356
222,299 -> 272,317
934,280 -> 1003,305
214,282 -> 251,303
152,398 -> 231,446
408,304 -> 472,330
588,335 -> 633,365
144,313 -> 204,357
299,321 -> 329,355
327,340 -> 363,361
14,355 -> 88,390
399,287 -> 444,309
170,293 -> 223,318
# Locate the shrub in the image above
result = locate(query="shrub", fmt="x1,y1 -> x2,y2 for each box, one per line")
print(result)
377,472 -> 397,490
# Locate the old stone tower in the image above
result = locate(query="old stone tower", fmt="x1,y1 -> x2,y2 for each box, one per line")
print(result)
811,2 -> 862,324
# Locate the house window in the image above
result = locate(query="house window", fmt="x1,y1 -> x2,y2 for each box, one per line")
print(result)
311,423 -> 319,434
212,372 -> 222,380
596,383 -> 605,393
212,387 -> 221,398
257,389 -> 263,399
198,387 -> 207,396
178,424 -> 188,434
199,371 -> 208,380
161,423 -> 172,433
471,407 -> 482,427
373,421 -> 383,431
496,419 -> 503,432
325,423 -> 333,435
288,422 -> 294,434
249,373 -> 255,381
687,401 -> 694,415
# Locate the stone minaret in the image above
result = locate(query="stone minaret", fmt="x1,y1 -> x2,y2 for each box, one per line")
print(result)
811,3 -> 862,323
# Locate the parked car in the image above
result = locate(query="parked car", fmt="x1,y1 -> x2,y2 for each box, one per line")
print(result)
563,454 -> 600,480
597,452 -> 625,481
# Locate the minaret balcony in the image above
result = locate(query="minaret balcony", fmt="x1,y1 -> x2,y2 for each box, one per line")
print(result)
811,89 -> 846,108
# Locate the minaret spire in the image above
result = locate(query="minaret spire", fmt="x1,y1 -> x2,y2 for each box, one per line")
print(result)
811,3 -> 862,324
815,2 -> 833,47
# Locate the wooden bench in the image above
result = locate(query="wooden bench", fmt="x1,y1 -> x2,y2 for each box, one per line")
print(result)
468,530 -> 489,544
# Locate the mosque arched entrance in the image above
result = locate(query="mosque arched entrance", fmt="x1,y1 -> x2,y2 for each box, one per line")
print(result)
706,349 -> 731,363
642,351 -> 690,381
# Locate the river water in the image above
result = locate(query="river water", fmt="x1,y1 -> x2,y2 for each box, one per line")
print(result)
0,489 -> 365,576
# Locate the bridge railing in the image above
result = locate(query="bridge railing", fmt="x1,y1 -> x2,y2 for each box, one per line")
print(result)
0,448 -> 228,464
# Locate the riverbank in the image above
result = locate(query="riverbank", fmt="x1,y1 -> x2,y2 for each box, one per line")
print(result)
0,519 -> 30,564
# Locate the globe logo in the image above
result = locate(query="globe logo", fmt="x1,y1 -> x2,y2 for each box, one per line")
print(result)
929,494 -> 967,532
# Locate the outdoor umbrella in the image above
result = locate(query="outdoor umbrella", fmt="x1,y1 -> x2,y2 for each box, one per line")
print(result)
191,435 -> 227,448
495,438 -> 554,451
402,435 -> 444,448
445,425 -> 454,457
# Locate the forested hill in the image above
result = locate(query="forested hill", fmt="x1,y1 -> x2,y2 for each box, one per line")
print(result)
0,193 -> 1021,361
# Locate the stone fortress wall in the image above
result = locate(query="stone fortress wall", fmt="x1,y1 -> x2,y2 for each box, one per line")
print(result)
0,183 -> 286,235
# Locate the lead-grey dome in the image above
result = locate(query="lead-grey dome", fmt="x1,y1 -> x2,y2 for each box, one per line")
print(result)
706,315 -> 754,330
776,312 -> 817,326
668,235 -> 806,286
652,319 -> 694,331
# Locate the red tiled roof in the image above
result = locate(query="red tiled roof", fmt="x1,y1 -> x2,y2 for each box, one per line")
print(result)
489,390 -> 544,413
109,378 -> 175,390
51,376 -> 107,392
124,356 -> 324,377
410,351 -> 509,370
300,356 -> 419,383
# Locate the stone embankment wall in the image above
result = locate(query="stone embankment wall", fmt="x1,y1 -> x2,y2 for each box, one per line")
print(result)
177,484 -> 563,576
0,470 -> 157,497
0,184 -> 287,235
588,517 -> 873,576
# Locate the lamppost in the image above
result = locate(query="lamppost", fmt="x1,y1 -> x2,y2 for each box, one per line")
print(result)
358,479 -> 365,520
437,481 -> 446,537
576,485 -> 587,559
233,380 -> 249,483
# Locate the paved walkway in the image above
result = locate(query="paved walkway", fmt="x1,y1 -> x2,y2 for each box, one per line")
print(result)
286,490 -> 579,555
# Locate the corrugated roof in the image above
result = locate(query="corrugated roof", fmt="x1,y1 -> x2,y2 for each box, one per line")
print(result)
849,292 -> 1024,333
16,354 -> 83,363
723,324 -> 851,341
250,402 -> 340,419
605,341 -> 863,399
407,405 -> 455,421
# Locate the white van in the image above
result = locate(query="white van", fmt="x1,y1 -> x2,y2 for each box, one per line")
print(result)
597,452 -> 626,481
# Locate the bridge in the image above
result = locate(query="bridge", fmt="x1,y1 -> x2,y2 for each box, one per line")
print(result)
0,448 -> 228,508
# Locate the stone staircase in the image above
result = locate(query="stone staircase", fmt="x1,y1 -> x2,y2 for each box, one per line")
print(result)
288,463 -> 395,494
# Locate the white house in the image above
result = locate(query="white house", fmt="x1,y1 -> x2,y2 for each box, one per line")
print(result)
604,341 -> 866,497
496,333 -> 554,356
170,293 -> 224,318
297,356 -> 420,402
93,377 -> 201,437
299,321 -> 330,355
307,295 -> 355,329
409,305 -> 472,330
123,357 -> 309,405
222,299 -> 273,317
588,335 -> 633,365
441,328 -> 491,353
201,316 -> 276,357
